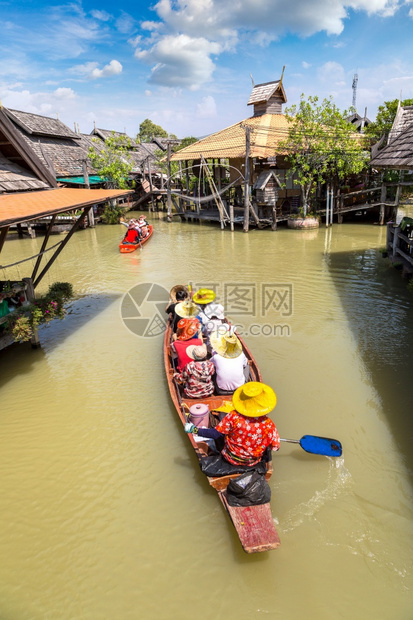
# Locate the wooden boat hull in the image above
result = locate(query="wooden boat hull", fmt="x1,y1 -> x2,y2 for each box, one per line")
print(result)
164,320 -> 280,553
119,224 -> 153,253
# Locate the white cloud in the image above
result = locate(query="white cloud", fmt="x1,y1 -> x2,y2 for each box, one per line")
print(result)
302,61 -> 311,69
409,7 -> 413,16
318,61 -> 346,84
90,10 -> 112,22
197,95 -> 217,118
141,21 -> 162,31
54,87 -> 76,100
152,0 -> 401,41
69,61 -> 99,77
145,90 -> 152,96
116,12 -> 136,34
90,60 -> 123,79
136,34 -> 220,90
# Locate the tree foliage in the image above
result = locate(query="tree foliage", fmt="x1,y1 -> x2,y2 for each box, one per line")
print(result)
137,118 -> 174,143
88,133 -> 133,189
364,98 -> 413,143
279,95 -> 368,215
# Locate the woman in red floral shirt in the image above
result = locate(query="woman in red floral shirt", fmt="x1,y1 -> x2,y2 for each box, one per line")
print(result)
185,382 -> 280,467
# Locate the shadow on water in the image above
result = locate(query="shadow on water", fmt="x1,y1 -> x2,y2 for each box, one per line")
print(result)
327,246 -> 413,473
0,293 -> 120,389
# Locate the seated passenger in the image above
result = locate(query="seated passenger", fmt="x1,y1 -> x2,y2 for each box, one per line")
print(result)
173,299 -> 201,331
193,289 -> 225,327
185,382 -> 280,467
165,286 -> 190,331
123,223 -> 140,244
137,214 -> 149,237
174,344 -> 215,398
171,318 -> 202,372
210,327 -> 248,394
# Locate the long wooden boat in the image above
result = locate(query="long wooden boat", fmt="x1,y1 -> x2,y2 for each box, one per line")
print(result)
164,320 -> 281,553
119,224 -> 153,253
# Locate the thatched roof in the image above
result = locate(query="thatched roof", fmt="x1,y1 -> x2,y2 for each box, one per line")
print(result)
170,113 -> 289,161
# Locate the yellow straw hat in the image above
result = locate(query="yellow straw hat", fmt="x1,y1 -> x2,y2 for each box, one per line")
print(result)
232,382 -> 277,417
193,288 -> 216,305
175,300 -> 199,318
210,329 -> 242,358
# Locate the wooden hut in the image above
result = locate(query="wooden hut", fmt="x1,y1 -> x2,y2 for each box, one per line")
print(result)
169,75 -> 302,230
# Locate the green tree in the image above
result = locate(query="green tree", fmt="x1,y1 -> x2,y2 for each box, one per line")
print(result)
88,133 -> 133,189
137,119 -> 170,143
279,95 -> 368,216
364,98 -> 413,143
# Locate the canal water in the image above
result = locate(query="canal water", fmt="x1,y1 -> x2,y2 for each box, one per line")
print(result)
0,215 -> 412,619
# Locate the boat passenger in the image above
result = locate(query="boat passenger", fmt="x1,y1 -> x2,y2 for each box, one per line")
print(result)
172,299 -> 201,332
171,318 -> 203,372
185,382 -> 280,467
165,286 -> 190,330
123,222 -> 140,244
193,289 -> 225,330
174,344 -> 215,398
210,327 -> 248,395
137,214 -> 149,237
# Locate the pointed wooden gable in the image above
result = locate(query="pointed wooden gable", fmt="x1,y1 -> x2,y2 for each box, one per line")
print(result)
0,108 -> 56,192
248,79 -> 287,117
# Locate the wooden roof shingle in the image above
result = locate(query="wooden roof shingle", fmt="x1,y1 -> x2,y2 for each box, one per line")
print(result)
5,108 -> 80,140
371,108 -> 413,169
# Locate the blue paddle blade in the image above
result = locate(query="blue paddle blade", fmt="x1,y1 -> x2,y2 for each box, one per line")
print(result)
300,435 -> 342,457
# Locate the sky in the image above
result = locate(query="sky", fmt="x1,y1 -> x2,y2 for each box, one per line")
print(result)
0,0 -> 412,140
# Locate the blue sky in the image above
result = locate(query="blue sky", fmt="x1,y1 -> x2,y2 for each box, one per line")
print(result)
1,0 -> 412,139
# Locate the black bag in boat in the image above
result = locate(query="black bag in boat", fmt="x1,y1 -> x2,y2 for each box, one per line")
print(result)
199,453 -> 268,477
226,470 -> 271,507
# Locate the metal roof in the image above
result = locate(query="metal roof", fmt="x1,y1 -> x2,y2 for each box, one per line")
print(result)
0,187 -> 132,227
57,175 -> 104,185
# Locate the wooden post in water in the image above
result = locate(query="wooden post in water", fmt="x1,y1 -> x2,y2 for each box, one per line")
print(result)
230,203 -> 234,232
167,142 -> 172,222
82,161 -> 95,227
271,206 -> 277,231
148,159 -> 156,212
23,277 -> 40,348
380,183 -> 386,225
243,126 -> 251,233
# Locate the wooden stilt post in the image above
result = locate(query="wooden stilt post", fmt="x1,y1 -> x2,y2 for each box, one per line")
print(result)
31,214 -> 57,282
243,126 -> 251,233
0,226 -> 10,253
271,206 -> 277,231
22,277 -> 40,348
33,207 -> 91,288
380,183 -> 386,225
230,203 -> 234,232
148,159 -> 156,212
82,161 -> 95,227
17,224 -> 24,238
167,141 -> 172,222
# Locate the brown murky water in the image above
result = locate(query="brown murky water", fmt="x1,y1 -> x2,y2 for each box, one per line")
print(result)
0,214 -> 412,619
